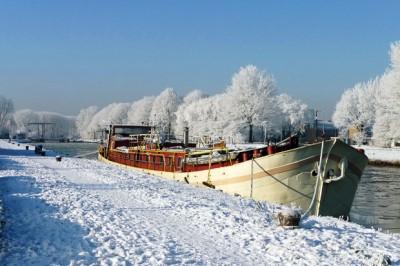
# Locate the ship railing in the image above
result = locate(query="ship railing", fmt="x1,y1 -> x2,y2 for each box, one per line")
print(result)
188,135 -> 229,148
185,149 -> 238,166
128,133 -> 160,150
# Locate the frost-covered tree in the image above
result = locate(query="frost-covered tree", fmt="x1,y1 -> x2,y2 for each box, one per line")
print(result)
174,90 -> 207,137
356,79 -> 380,129
13,109 -> 76,138
276,94 -> 308,134
373,41 -> 400,146
13,109 -> 38,135
86,103 -> 130,138
181,94 -> 225,140
42,112 -> 76,138
223,65 -> 277,142
0,95 -> 14,135
332,78 -> 379,144
171,66 -> 307,143
126,96 -> 155,126
67,65 -> 310,144
333,41 -> 400,147
76,106 -> 99,139
150,88 -> 179,136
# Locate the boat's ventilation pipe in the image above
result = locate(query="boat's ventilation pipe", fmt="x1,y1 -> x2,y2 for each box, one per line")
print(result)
183,127 -> 189,147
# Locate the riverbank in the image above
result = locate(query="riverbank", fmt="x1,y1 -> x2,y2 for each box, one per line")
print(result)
0,140 -> 399,265
355,145 -> 400,166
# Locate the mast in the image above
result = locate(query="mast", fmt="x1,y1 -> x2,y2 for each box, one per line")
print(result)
105,124 -> 113,158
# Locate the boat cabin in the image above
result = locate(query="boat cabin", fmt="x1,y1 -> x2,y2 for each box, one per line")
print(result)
101,124 -> 299,174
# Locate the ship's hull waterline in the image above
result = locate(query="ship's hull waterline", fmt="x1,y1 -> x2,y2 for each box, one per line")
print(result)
99,139 -> 368,217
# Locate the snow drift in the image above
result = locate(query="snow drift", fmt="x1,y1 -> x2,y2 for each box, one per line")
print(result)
0,140 -> 399,265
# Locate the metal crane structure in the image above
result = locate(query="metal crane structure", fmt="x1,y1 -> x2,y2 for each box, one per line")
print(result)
27,122 -> 55,141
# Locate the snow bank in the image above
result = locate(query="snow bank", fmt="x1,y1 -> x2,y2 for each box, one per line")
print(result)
356,145 -> 400,165
0,140 -> 399,265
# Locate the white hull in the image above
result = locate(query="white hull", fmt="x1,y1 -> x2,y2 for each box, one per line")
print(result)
99,139 -> 368,217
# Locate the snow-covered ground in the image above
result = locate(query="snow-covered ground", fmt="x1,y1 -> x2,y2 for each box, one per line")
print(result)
0,140 -> 399,265
356,145 -> 400,164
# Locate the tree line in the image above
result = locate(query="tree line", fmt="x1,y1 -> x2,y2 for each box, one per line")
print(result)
332,41 -> 400,147
1,65 -> 309,142
76,65 -> 308,143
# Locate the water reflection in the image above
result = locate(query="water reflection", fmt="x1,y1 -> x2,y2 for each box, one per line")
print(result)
351,165 -> 400,233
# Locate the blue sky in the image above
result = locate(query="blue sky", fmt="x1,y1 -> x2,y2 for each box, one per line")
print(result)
0,1 -> 399,119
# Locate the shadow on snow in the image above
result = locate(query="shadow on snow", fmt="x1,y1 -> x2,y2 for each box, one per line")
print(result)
0,174 -> 96,265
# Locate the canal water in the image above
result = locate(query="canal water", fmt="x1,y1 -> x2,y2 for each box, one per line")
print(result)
350,165 -> 400,233
36,142 -> 400,233
34,142 -> 99,159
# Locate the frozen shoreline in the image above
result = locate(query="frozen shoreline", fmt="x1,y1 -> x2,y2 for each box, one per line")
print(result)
355,145 -> 400,166
0,140 -> 399,265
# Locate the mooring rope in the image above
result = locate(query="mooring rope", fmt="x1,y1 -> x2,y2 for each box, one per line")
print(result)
73,150 -> 98,158
302,139 -> 352,217
252,158 -> 312,200
253,140 -> 351,218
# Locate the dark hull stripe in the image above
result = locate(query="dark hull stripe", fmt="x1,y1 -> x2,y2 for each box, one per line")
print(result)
212,153 -> 363,186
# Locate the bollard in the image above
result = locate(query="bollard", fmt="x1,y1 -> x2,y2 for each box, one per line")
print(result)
277,209 -> 301,228
56,155 -> 62,162
17,143 -> 20,146
35,145 -> 43,154
26,146 -> 29,150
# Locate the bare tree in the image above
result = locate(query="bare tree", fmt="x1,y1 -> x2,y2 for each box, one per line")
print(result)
0,95 -> 14,135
